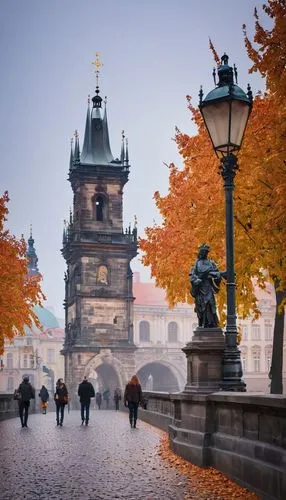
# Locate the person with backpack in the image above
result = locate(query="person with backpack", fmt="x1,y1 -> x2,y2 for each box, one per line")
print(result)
16,375 -> 35,428
54,378 -> 68,427
78,376 -> 95,425
39,385 -> 49,414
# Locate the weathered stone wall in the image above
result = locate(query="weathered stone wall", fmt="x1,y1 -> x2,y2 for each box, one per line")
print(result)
140,391 -> 286,500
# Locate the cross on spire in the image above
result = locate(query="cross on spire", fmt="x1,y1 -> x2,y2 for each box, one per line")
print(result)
92,52 -> 103,92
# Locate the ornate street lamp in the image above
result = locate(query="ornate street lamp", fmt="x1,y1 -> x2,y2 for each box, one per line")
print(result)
199,53 -> 253,391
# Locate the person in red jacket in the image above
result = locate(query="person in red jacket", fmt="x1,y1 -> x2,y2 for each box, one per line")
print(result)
124,375 -> 143,429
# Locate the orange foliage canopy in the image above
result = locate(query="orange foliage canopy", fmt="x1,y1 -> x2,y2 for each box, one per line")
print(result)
0,192 -> 44,354
140,0 -> 286,325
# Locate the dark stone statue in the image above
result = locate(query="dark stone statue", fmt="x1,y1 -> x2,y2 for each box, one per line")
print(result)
190,244 -> 223,328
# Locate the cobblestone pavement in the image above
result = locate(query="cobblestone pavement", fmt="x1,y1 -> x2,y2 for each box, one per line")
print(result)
0,410 -> 190,500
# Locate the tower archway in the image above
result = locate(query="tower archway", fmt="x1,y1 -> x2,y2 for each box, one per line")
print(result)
88,364 -> 121,395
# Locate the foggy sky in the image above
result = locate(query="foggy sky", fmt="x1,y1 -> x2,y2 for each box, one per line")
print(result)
0,0 -> 267,317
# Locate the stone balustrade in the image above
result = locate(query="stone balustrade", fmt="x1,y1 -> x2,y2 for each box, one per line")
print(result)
140,390 -> 286,500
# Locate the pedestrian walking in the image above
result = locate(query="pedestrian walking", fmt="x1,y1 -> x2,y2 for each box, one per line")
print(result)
113,388 -> 121,411
15,375 -> 35,428
103,388 -> 110,409
95,391 -> 102,410
124,375 -> 143,429
54,378 -> 68,426
78,376 -> 95,425
39,385 -> 49,414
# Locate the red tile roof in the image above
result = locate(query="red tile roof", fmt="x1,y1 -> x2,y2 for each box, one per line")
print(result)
133,282 -> 167,306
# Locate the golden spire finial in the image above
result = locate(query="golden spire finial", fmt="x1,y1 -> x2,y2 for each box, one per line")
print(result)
29,224 -> 33,238
121,129 -> 125,140
134,215 -> 137,228
92,52 -> 103,88
88,94 -> 90,104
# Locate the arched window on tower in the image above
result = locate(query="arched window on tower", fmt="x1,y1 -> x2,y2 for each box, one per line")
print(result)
168,322 -> 178,343
94,195 -> 104,221
139,321 -> 150,342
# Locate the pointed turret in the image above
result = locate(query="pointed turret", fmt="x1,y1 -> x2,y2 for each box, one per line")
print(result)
79,55 -> 115,166
125,137 -> 129,165
102,97 -> 113,163
120,130 -> 125,164
26,225 -> 40,276
74,130 -> 80,165
69,137 -> 74,171
80,96 -> 91,163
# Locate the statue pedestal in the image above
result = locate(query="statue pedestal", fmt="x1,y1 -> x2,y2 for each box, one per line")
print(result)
182,327 -> 225,393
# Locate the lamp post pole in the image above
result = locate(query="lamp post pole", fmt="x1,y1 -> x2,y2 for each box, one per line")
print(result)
199,53 -> 252,391
220,154 -> 246,390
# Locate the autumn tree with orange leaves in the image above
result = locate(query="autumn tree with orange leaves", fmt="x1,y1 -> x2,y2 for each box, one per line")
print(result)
140,0 -> 286,393
0,192 -> 44,355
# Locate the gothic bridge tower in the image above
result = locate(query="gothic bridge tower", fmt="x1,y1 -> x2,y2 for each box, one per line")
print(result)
62,65 -> 137,405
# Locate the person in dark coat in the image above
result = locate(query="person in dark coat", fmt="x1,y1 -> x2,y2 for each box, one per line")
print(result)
95,392 -> 102,410
39,385 -> 49,414
17,375 -> 35,428
54,378 -> 68,426
78,376 -> 95,425
124,375 -> 143,429
113,388 -> 121,411
103,388 -> 110,409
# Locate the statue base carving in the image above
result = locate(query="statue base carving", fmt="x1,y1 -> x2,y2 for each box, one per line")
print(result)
182,327 -> 225,393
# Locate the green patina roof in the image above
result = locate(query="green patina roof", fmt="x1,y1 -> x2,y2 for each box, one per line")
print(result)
33,305 -> 59,329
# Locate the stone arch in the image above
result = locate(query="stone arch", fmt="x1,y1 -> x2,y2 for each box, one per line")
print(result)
136,358 -> 185,392
84,351 -> 125,393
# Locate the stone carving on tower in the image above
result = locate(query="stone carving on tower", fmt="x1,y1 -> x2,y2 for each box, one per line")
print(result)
62,55 -> 138,404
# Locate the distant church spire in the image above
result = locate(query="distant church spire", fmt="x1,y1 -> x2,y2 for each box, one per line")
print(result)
26,225 -> 39,276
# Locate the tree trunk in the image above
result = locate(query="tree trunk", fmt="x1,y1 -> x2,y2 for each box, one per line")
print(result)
270,280 -> 285,394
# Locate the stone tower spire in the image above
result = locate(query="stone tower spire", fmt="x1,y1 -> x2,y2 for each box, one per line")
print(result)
62,56 -> 137,408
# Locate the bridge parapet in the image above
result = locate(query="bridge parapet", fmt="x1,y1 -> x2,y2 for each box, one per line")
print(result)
141,391 -> 286,500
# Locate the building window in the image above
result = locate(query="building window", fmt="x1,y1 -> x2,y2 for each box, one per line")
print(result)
26,337 -> 32,346
168,322 -> 178,342
7,377 -> 14,391
47,349 -> 55,364
242,356 -> 247,373
251,324 -> 261,341
23,354 -> 28,369
29,354 -> 34,368
264,320 -> 273,341
240,346 -> 248,373
139,321 -> 150,342
94,195 -> 104,221
265,346 -> 272,374
252,347 -> 261,373
241,325 -> 248,341
7,353 -> 13,369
